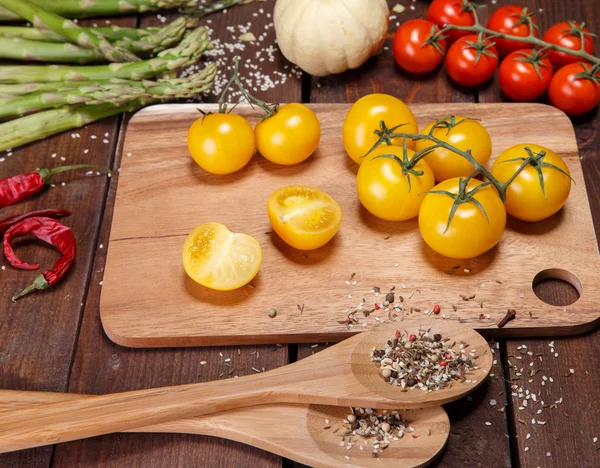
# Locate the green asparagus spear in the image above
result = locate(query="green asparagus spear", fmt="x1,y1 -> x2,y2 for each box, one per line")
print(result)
0,73 -> 179,95
0,37 -> 102,64
0,0 -> 140,62
0,18 -> 194,43
0,101 -> 146,151
0,69 -> 216,151
0,63 -> 216,118
0,0 -> 252,21
112,17 -> 198,55
0,27 -> 211,83
0,26 -> 66,42
0,18 -> 196,62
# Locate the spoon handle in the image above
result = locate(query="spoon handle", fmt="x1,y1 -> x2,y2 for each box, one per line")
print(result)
0,390 -> 340,468
0,370 -> 281,453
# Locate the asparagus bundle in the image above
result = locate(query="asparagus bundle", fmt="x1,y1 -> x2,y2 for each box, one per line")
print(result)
0,0 -> 140,63
0,26 -> 211,83
0,0 -> 252,21
0,18 -> 198,63
0,63 -> 216,118
0,64 -> 217,150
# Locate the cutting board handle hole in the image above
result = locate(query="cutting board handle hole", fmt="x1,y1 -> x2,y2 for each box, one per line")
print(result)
532,269 -> 581,307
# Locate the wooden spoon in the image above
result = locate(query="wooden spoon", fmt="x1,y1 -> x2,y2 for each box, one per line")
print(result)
0,318 -> 490,453
0,390 -> 450,468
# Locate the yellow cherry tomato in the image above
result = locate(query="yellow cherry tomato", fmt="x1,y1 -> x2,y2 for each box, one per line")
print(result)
491,143 -> 572,221
188,113 -> 255,175
182,222 -> 262,291
267,185 -> 343,250
255,103 -> 321,165
357,146 -> 435,221
343,94 -> 418,165
419,178 -> 506,259
415,116 -> 492,181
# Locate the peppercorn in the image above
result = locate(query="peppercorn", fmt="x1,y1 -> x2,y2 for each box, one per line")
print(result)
407,378 -> 417,387
433,304 -> 441,314
434,333 -> 442,342
395,330 -> 401,338
268,308 -> 277,318
390,370 -> 398,379
439,361 -> 448,367
385,292 -> 395,303
351,421 -> 360,431
409,334 -> 417,342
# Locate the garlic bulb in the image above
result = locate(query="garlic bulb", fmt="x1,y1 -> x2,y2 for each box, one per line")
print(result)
274,0 -> 390,77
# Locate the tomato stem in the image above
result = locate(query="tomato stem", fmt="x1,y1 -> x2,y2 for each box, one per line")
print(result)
229,57 -> 279,119
441,9 -> 599,66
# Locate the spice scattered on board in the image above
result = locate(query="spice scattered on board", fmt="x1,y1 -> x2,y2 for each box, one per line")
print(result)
498,309 -> 517,328
372,330 -> 480,391
333,408 -> 409,459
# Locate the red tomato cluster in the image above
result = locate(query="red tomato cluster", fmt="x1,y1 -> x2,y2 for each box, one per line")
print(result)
392,1 -> 599,116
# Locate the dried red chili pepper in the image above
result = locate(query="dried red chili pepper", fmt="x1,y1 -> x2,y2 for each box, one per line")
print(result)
3,217 -> 76,302
0,165 -> 110,208
0,209 -> 71,234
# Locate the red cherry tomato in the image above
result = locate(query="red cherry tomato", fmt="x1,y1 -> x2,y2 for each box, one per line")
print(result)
393,19 -> 447,74
425,0 -> 476,43
486,5 -> 539,57
548,62 -> 600,116
445,35 -> 499,86
498,49 -> 554,101
542,21 -> 595,68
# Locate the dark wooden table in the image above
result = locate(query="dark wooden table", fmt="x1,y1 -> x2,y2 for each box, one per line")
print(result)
1,1 -> 599,466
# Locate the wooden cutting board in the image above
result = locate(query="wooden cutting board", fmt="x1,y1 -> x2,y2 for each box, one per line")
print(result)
100,103 -> 600,347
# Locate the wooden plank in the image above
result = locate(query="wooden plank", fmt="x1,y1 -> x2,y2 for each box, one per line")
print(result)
0,15 -> 135,468
479,0 -> 600,467
478,0 -> 600,466
99,102 -> 598,347
52,4 -> 300,467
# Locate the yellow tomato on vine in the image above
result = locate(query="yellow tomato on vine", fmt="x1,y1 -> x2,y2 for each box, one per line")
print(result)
255,103 -> 321,165
343,94 -> 418,165
419,178 -> 506,259
415,116 -> 492,182
188,114 -> 255,175
357,145 -> 435,221
491,143 -> 572,221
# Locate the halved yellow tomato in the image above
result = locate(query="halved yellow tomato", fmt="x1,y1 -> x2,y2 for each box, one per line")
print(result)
182,222 -> 262,291
267,185 -> 343,250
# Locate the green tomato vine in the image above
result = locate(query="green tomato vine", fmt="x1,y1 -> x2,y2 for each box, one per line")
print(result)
439,4 -> 599,69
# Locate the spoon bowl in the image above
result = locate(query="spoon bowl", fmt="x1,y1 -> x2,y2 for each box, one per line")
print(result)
349,319 -> 493,405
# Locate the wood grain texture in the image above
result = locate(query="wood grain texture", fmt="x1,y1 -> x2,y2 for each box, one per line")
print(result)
0,15 -> 136,468
52,3 -> 299,467
0,319 -> 491,453
100,102 -> 599,347
0,390 -> 450,468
